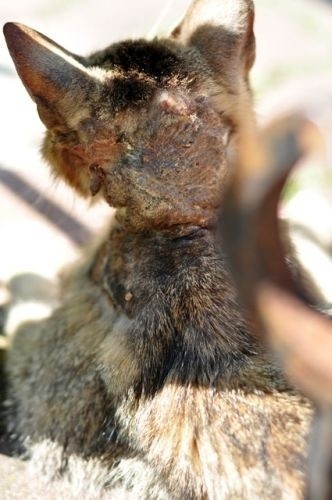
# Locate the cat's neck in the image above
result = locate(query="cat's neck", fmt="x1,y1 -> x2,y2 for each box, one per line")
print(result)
90,220 -> 258,390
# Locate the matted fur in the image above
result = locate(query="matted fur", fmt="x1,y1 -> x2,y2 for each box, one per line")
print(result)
3,1 -> 312,498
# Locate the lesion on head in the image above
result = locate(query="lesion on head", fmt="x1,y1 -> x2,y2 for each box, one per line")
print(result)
3,0 -> 256,229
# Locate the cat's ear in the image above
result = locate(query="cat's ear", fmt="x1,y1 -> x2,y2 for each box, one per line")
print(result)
3,22 -> 100,130
172,0 -> 255,89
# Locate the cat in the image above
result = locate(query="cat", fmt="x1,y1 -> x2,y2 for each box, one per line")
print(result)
3,1 -> 312,498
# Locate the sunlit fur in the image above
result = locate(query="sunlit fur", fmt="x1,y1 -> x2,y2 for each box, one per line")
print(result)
3,1 -> 312,498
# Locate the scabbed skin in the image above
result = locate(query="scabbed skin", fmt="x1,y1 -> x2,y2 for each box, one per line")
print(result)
3,1 -> 312,498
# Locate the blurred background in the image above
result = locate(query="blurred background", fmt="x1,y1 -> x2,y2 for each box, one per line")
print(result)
0,0 -> 332,308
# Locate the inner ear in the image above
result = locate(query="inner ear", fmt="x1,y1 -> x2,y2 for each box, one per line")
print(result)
3,22 -> 99,129
172,0 -> 255,89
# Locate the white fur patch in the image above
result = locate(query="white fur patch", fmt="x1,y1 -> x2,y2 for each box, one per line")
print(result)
88,66 -> 112,83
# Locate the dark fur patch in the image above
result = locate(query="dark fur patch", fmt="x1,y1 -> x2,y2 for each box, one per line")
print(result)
90,227 -> 257,395
87,40 -> 195,112
86,40 -> 188,83
103,74 -> 157,112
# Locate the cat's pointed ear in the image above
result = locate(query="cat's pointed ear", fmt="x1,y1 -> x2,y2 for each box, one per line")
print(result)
3,22 -> 99,129
172,0 -> 255,88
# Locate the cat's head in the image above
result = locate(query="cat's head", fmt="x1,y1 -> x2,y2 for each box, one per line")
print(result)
3,0 -> 255,231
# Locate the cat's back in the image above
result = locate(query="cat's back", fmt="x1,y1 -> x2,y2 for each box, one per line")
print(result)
5,229 -> 312,499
